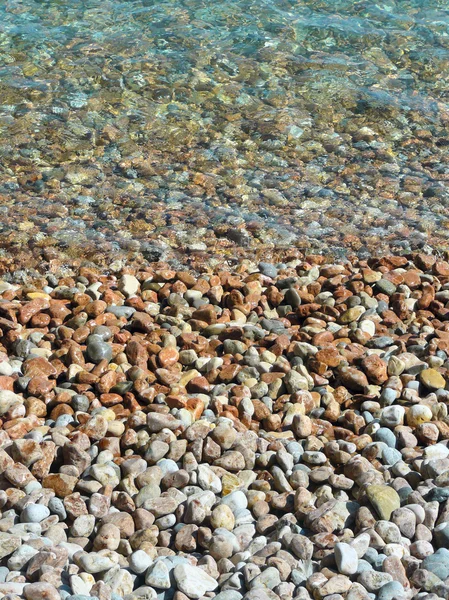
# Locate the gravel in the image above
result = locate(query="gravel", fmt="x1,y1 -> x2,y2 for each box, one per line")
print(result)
0,253 -> 449,600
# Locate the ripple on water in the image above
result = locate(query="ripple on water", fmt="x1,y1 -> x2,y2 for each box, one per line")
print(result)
0,0 -> 449,271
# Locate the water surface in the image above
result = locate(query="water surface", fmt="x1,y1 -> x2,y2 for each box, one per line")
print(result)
1,0 -> 449,270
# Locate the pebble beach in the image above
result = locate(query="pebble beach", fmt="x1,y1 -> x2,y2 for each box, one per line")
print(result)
2,254 -> 449,600
2,0 -> 449,599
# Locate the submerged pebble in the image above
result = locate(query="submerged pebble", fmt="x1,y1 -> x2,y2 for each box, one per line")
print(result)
0,1 -> 448,273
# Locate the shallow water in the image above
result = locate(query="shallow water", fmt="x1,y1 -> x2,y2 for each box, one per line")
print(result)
1,0 -> 449,271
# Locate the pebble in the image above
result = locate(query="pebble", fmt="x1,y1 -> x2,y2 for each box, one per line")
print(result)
407,404 -> 433,427
376,280 -> 397,296
145,559 -> 171,589
334,542 -> 358,575
377,581 -> 405,600
357,571 -> 393,592
173,564 -> 218,598
211,505 -> 236,531
118,274 -> 140,297
129,550 -> 153,574
20,505 -> 50,523
86,340 -> 113,364
422,548 -> 449,580
420,368 -> 446,390
380,406 -> 405,427
366,485 -> 401,520
258,263 -> 278,279
78,553 -> 116,574
23,583 -> 61,600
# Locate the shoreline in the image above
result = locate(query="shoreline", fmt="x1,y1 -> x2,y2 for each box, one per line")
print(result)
1,239 -> 449,282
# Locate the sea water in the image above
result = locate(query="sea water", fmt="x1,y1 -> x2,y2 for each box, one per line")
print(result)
0,0 -> 449,267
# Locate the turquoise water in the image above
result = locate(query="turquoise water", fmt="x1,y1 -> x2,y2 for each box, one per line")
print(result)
1,0 -> 449,268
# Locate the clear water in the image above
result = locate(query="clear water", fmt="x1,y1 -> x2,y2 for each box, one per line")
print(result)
1,0 -> 449,268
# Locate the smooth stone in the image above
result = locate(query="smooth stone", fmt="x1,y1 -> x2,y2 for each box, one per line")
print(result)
407,404 -> 433,427
86,340 -> 113,364
119,274 -> 140,297
434,522 -> 449,548
131,588 -> 157,600
249,567 -> 281,590
422,548 -> 449,580
380,388 -> 397,406
103,566 -> 134,596
346,583 -> 371,600
426,487 -> 449,503
0,583 -> 26,596
0,390 -> 24,415
145,560 -> 171,589
21,505 -> 50,523
377,581 -> 405,600
48,497 -> 67,520
7,545 -> 39,571
211,505 -> 235,531
221,491 -> 248,514
380,406 -> 404,427
375,428 -> 397,448
107,305 -> 136,319
366,485 -> 400,520
367,336 -> 394,349
334,542 -> 358,575
214,592 -> 243,600
376,280 -> 397,295
128,550 -> 153,575
284,288 -> 301,308
258,263 -> 278,279
78,553 -> 116,573
357,571 -> 393,592
355,559 -> 373,576
71,395 -> 90,412
0,359 -> 13,375
157,459 -> 179,477
350,533 -> 371,559
387,356 -> 405,376
420,368 -> 446,390
173,563 -> 218,598
382,448 -> 402,466
424,444 -> 449,459
23,583 -> 61,600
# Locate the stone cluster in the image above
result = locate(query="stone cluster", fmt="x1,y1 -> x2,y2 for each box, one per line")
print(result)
1,253 -> 449,600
